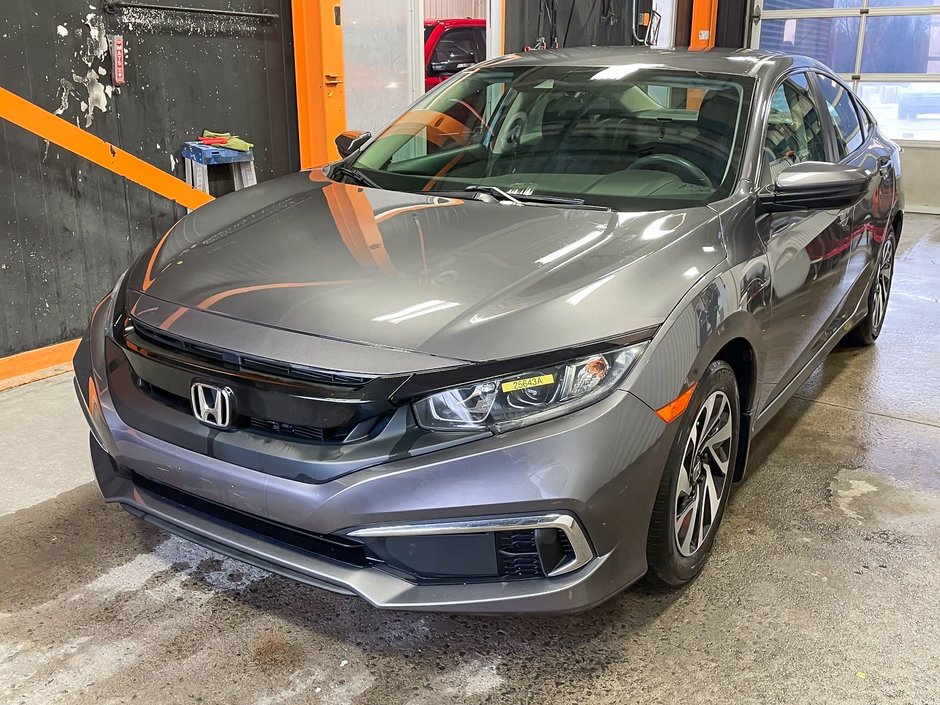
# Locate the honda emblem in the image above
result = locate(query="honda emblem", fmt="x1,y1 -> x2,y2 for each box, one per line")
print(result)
190,382 -> 235,429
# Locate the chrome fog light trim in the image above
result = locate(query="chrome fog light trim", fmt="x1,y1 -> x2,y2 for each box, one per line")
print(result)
347,513 -> 594,577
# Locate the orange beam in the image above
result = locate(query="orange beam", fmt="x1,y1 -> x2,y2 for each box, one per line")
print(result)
293,0 -> 346,168
689,0 -> 718,51
0,86 -> 212,211
0,339 -> 80,391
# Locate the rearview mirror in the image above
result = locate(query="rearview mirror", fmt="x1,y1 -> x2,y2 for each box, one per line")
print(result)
759,161 -> 870,212
335,130 -> 371,158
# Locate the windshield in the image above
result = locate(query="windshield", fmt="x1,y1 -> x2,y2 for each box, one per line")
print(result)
351,64 -> 754,211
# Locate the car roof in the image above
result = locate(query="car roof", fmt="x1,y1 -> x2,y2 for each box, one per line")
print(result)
481,47 -> 824,80
424,18 -> 486,27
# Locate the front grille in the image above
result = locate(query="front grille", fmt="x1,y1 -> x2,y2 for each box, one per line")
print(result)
132,472 -> 375,568
135,377 -> 358,444
138,378 -> 191,413
247,417 -> 358,444
131,318 -> 373,387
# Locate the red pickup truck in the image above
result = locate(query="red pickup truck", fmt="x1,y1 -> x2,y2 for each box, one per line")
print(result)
424,18 -> 487,92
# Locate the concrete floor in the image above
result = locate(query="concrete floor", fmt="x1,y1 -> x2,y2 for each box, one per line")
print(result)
1,217 -> 938,705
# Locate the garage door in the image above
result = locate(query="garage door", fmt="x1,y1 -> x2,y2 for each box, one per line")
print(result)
751,0 -> 940,142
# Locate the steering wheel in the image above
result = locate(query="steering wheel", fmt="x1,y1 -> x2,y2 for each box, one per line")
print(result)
627,154 -> 713,188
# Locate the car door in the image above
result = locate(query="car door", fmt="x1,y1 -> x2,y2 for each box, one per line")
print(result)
756,72 -> 859,409
814,71 -> 893,308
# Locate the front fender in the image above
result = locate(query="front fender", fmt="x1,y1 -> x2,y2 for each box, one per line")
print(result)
622,266 -> 765,481
627,266 -> 762,404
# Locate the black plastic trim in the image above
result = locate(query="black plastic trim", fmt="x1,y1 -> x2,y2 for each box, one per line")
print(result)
131,472 -> 375,567
389,326 -> 659,402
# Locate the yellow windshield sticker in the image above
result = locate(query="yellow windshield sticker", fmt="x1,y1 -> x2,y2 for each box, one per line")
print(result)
501,374 -> 555,393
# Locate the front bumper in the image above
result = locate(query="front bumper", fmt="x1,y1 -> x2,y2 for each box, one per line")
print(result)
73,308 -> 673,614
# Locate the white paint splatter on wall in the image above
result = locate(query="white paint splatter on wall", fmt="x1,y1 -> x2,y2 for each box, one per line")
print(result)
82,12 -> 109,66
73,70 -> 108,127
53,11 -> 112,127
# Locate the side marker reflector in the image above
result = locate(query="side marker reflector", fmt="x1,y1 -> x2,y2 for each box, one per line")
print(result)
655,383 -> 697,423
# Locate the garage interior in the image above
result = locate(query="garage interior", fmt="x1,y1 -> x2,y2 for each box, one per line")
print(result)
1,0 -> 938,703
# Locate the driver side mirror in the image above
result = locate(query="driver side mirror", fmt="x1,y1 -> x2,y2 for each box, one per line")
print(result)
335,130 -> 371,159
759,161 -> 870,212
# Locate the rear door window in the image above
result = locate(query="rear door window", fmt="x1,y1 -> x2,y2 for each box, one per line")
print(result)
816,74 -> 865,159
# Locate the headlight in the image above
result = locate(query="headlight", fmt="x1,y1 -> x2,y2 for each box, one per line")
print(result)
105,268 -> 130,330
413,343 -> 647,432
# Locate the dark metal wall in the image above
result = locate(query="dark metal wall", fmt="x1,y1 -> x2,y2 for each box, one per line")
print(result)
716,0 -> 749,48
503,0 -> 635,53
0,0 -> 299,356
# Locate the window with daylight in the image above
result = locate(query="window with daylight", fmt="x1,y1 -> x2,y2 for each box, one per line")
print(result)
755,0 -> 940,140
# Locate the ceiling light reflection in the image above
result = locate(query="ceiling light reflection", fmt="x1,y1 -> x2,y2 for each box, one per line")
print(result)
372,299 -> 460,324
536,229 -> 607,265
566,274 -> 616,306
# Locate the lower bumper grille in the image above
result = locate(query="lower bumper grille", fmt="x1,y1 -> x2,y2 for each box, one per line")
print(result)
497,529 -> 577,579
131,473 -> 374,568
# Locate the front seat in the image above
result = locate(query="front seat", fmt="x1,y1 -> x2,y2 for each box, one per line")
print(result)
638,88 -> 740,186
688,88 -> 740,185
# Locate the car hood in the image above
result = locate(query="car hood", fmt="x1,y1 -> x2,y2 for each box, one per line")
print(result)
127,171 -> 726,363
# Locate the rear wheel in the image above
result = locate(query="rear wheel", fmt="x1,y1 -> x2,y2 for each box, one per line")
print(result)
646,360 -> 740,586
843,226 -> 897,346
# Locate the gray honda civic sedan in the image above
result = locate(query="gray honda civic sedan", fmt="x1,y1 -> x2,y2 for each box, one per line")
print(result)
74,48 -> 902,613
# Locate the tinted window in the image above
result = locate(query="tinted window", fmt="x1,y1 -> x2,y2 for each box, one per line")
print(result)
816,74 -> 865,158
430,28 -> 482,74
352,66 -> 753,211
765,75 -> 828,181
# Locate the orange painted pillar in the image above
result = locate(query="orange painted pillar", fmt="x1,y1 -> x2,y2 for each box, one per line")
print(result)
689,0 -> 718,51
292,0 -> 347,168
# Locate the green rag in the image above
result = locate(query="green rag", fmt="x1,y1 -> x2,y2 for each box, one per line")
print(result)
225,136 -> 253,152
202,129 -> 253,152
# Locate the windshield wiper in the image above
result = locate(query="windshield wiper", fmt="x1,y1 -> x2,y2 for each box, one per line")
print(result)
331,163 -> 382,189
462,185 -> 610,211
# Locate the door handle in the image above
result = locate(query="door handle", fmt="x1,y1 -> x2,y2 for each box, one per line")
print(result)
324,74 -> 344,85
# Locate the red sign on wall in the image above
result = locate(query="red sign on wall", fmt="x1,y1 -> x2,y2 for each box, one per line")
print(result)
111,35 -> 125,86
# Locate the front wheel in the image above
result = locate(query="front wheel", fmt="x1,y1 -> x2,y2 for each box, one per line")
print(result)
843,226 -> 897,346
645,360 -> 740,586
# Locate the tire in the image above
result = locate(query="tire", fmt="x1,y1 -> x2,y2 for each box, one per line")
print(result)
645,360 -> 741,587
843,225 -> 897,347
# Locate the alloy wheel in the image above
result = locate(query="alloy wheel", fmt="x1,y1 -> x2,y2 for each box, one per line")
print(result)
871,236 -> 895,332
674,391 -> 734,557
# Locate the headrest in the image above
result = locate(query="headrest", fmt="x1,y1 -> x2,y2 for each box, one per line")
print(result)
697,89 -> 740,138
544,96 -> 583,124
